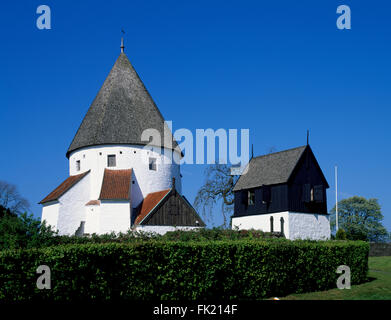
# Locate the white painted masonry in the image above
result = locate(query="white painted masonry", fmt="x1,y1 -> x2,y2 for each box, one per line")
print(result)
99,200 -> 131,234
84,203 -> 100,235
69,145 -> 182,208
41,144 -> 183,236
41,201 -> 60,231
231,212 -> 330,240
56,171 -> 91,235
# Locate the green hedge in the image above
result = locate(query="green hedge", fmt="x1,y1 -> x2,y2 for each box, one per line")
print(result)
1,228 -> 283,250
0,240 -> 369,301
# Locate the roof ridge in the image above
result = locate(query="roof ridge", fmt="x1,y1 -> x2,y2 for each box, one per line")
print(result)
252,145 -> 307,160
135,189 -> 172,225
39,170 -> 90,204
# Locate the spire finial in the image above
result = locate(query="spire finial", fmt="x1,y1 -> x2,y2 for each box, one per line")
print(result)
251,144 -> 254,159
307,129 -> 309,145
121,29 -> 125,53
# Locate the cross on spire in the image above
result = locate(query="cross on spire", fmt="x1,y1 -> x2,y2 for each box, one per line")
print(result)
121,29 -> 125,53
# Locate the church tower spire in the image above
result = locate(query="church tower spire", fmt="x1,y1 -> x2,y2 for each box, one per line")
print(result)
120,29 -> 125,53
120,37 -> 125,53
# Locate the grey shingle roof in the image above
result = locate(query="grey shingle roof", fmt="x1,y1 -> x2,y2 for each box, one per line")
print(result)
232,146 -> 307,191
66,53 -> 179,158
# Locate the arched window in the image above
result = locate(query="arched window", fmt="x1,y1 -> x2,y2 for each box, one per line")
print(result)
270,216 -> 274,232
280,217 -> 285,235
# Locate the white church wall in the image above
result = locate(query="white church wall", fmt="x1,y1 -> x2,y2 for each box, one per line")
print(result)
99,200 -> 131,234
69,144 -> 182,208
288,212 -> 330,240
231,212 -> 290,235
84,204 -> 100,235
56,173 -> 91,236
231,211 -> 330,240
135,225 -> 202,235
41,201 -> 60,232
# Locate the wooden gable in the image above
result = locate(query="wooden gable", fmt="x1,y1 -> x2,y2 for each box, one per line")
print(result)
233,145 -> 329,217
137,189 -> 206,227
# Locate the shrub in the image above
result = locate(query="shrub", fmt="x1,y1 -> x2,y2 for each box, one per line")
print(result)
1,227 -> 283,249
336,228 -> 347,240
162,228 -> 283,241
0,240 -> 369,301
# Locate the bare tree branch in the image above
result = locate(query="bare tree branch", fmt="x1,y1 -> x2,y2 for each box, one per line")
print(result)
0,181 -> 30,214
194,164 -> 238,228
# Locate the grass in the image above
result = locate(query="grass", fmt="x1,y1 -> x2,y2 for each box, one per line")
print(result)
280,256 -> 391,300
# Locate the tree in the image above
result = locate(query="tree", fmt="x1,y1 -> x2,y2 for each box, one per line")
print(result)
194,147 -> 278,228
0,205 -> 56,249
0,181 -> 30,214
330,196 -> 389,242
194,164 -> 238,228
335,228 -> 347,240
0,192 -> 56,249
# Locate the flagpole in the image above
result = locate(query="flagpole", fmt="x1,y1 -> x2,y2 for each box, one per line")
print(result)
335,166 -> 338,232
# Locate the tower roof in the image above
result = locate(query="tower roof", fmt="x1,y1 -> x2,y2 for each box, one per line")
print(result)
233,145 -> 329,191
233,146 -> 307,191
66,52 -> 179,158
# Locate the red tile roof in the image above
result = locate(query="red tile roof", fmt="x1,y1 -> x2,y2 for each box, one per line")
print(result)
85,200 -> 101,206
99,169 -> 132,200
134,189 -> 171,225
40,171 -> 90,204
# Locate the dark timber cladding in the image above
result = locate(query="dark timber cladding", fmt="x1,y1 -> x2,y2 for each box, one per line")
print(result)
136,189 -> 206,227
233,145 -> 329,217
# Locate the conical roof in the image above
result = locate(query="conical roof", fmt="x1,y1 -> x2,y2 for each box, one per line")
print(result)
66,52 -> 179,158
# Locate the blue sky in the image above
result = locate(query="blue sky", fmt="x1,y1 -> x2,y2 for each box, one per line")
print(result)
0,1 -> 390,231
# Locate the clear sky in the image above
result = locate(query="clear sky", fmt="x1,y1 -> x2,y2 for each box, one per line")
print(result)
0,1 -> 390,231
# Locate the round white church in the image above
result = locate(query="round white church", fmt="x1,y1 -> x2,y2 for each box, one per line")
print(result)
40,43 -> 205,236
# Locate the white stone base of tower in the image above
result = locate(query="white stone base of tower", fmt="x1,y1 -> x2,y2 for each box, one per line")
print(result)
231,211 -> 330,240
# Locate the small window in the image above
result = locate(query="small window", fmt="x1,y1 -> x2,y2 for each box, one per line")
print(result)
149,157 -> 157,171
76,160 -> 80,171
270,216 -> 274,232
280,217 -> 285,235
241,191 -> 248,205
302,184 -> 311,203
314,185 -> 324,202
107,154 -> 116,167
248,190 -> 255,206
262,186 -> 271,204
310,187 -> 314,202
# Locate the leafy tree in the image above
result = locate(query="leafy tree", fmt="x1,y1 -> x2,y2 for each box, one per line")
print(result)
330,196 -> 389,242
0,204 -> 56,250
194,164 -> 238,228
335,228 -> 347,240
